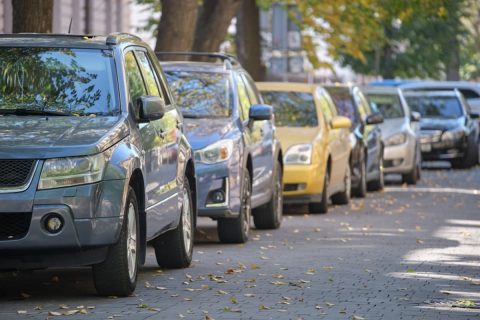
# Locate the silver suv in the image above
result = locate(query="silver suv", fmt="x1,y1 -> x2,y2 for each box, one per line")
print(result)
0,33 -> 196,296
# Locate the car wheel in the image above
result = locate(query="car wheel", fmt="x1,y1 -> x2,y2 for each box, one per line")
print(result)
253,161 -> 283,229
308,167 -> 329,214
368,157 -> 384,191
331,162 -> 351,205
153,178 -> 194,268
402,163 -> 418,185
93,186 -> 139,297
218,169 -> 251,243
353,159 -> 367,197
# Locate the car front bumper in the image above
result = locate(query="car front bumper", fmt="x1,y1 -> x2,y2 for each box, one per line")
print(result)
383,134 -> 417,174
419,137 -> 466,161
282,163 -> 324,204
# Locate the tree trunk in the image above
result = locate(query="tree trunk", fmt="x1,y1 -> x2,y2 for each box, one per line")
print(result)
155,0 -> 199,60
12,0 -> 53,33
236,0 -> 265,80
445,37 -> 460,81
192,0 -> 242,59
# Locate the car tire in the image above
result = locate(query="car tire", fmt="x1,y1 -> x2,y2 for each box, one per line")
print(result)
253,161 -> 283,229
368,157 -> 384,191
217,169 -> 251,243
153,178 -> 194,269
93,186 -> 139,297
308,168 -> 329,214
353,159 -> 367,197
402,163 -> 419,185
331,162 -> 351,205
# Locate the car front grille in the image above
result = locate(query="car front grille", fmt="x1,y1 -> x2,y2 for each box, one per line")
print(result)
418,130 -> 442,144
0,160 -> 36,189
0,212 -> 32,240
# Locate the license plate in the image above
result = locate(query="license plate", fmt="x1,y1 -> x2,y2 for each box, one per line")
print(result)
421,144 -> 432,152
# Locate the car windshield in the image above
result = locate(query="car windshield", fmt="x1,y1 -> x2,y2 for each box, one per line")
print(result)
165,70 -> 232,118
0,47 -> 118,116
325,88 -> 358,124
260,91 -> 318,127
405,95 -> 463,118
367,94 -> 404,119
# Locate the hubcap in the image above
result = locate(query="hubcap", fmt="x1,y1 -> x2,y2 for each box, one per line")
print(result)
242,175 -> 251,236
182,187 -> 193,254
126,203 -> 137,282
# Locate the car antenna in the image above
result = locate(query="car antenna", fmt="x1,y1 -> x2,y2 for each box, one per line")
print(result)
68,18 -> 73,34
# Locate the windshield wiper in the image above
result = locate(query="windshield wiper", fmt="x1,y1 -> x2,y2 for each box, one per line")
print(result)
0,108 -> 71,116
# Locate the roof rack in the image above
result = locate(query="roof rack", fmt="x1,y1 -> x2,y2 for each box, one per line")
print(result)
0,33 -> 97,39
155,51 -> 239,69
106,32 -> 142,45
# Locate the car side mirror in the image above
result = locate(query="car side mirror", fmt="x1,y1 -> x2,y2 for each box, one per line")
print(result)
470,112 -> 480,119
249,104 -> 273,121
366,112 -> 384,125
330,116 -> 352,129
138,96 -> 166,122
410,111 -> 421,122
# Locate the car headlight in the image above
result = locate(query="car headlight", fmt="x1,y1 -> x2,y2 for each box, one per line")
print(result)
385,133 -> 407,146
441,129 -> 464,142
284,144 -> 312,165
38,153 -> 107,189
196,139 -> 234,164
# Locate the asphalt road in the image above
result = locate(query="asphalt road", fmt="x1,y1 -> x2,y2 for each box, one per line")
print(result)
1,163 -> 480,320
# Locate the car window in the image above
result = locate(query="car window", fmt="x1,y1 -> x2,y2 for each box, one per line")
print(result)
241,73 -> 260,105
316,88 -> 335,122
459,89 -> 480,99
134,51 -> 160,97
165,70 -> 232,118
0,47 -> 118,116
261,91 -> 318,127
367,94 -> 405,119
326,88 -> 358,124
124,51 -> 147,119
235,73 -> 251,121
405,96 -> 463,118
358,91 -> 372,115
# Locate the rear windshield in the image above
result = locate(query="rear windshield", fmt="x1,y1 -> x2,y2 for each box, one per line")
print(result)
0,47 -> 118,116
165,70 -> 232,118
260,91 -> 318,127
367,94 -> 404,119
325,88 -> 358,124
405,96 -> 463,118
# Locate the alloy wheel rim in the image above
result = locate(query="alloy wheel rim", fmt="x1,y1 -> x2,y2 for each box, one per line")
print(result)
275,167 -> 283,222
242,176 -> 251,236
345,166 -> 351,198
127,203 -> 137,282
182,187 -> 193,254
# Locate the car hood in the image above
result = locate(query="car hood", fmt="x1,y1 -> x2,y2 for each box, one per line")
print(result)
379,118 -> 409,139
277,126 -> 321,151
419,117 -> 464,131
184,118 -> 236,150
0,115 -> 129,159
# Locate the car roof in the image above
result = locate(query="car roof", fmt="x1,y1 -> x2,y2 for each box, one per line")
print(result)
402,90 -> 458,97
255,82 -> 317,93
161,61 -> 233,74
0,33 -> 143,49
369,79 -> 420,87
400,81 -> 480,92
360,86 -> 400,95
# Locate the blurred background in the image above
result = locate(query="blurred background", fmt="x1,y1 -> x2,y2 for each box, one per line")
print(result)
3,0 -> 480,84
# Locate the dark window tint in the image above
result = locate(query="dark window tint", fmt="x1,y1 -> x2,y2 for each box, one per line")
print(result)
0,47 -> 118,116
326,88 -> 358,124
165,71 -> 232,118
135,51 -> 160,96
406,96 -> 463,118
459,89 -> 480,99
261,91 -> 318,127
367,94 -> 404,119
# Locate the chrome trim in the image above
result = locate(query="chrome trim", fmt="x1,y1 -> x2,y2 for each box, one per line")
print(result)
146,192 -> 179,211
0,161 -> 39,194
206,177 -> 229,208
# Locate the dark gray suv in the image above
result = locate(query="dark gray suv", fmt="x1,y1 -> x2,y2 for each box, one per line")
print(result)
0,33 -> 196,296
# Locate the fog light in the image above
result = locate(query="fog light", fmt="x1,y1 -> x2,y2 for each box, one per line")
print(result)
211,190 -> 225,203
45,214 -> 64,233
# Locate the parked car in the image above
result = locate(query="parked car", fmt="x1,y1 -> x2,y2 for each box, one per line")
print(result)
363,86 -> 422,184
257,82 -> 352,214
324,85 -> 384,195
0,33 -> 197,297
402,90 -> 480,168
159,53 -> 283,243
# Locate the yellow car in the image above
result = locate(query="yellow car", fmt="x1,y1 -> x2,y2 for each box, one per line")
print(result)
257,82 -> 352,213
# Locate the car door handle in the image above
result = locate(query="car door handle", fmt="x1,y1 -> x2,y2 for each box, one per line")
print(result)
176,122 -> 183,130
159,130 -> 167,139
260,129 -> 264,137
